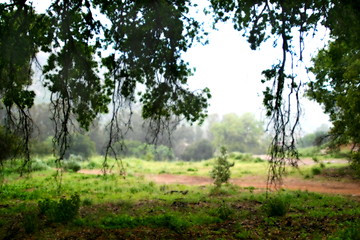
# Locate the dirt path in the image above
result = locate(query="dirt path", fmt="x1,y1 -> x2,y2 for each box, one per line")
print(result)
78,169 -> 360,197
145,174 -> 360,196
254,155 -> 349,165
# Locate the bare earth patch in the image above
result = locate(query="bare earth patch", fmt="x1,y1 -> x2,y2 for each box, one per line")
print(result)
78,169 -> 360,197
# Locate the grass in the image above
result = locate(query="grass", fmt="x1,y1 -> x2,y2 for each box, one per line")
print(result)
0,155 -> 359,239
84,155 -> 269,178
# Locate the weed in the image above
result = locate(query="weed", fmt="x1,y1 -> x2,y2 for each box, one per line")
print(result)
235,229 -> 251,239
304,174 -> 312,179
263,194 -> 290,217
187,168 -> 198,172
244,186 -> 255,193
254,157 -> 265,163
82,198 -> 93,206
216,201 -> 232,220
101,213 -> 190,232
86,161 -> 97,169
38,193 -> 80,223
22,211 -> 39,233
329,221 -> 360,240
312,167 -> 322,175
129,187 -> 139,194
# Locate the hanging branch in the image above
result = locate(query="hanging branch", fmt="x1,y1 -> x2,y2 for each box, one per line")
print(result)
103,67 -> 131,177
209,0 -> 332,190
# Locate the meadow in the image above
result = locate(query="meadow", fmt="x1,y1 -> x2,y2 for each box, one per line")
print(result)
0,153 -> 360,239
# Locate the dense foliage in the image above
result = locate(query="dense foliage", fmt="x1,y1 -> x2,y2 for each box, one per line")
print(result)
0,0 -> 210,173
210,113 -> 267,154
181,139 -> 214,161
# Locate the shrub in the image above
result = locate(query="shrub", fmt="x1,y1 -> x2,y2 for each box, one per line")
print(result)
31,158 -> 49,171
30,137 -> 53,156
64,134 -> 96,160
311,167 -> 322,175
82,198 -> 93,206
229,152 -> 252,161
216,201 -> 232,220
210,147 -> 234,188
181,139 -> 214,161
263,194 -> 290,217
351,152 -> 360,178
38,194 -> 80,223
63,160 -> 81,172
86,161 -> 98,169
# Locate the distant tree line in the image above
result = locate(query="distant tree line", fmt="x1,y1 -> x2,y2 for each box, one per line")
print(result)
25,103 -> 269,161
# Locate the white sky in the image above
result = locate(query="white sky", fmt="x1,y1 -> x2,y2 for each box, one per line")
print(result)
28,0 -> 330,134
183,11 -> 331,134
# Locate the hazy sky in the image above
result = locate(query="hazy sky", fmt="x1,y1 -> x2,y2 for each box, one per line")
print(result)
183,11 -> 331,134
29,0 -> 330,134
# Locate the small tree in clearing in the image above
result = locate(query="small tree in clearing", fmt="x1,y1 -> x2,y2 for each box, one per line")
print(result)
210,147 -> 234,188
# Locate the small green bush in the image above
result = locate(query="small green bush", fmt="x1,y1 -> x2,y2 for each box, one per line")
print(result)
311,167 -> 322,175
31,159 -> 49,171
216,201 -> 232,220
38,194 -> 80,223
82,198 -> 93,206
187,168 -> 198,172
63,160 -> 81,172
263,194 -> 290,217
86,161 -> 97,169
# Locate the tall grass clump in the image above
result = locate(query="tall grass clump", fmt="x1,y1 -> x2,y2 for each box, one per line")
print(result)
63,160 -> 81,172
31,158 -> 49,171
263,194 -> 291,217
38,194 -> 80,223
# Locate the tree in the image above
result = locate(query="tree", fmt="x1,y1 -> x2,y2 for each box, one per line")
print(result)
208,0 -> 360,185
308,41 -> 360,149
64,134 -> 96,160
1,0 -> 359,183
210,113 -> 266,154
181,139 -> 214,161
0,1 -> 210,175
305,1 -> 360,175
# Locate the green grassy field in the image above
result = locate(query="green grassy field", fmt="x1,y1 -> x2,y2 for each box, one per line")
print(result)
0,155 -> 359,239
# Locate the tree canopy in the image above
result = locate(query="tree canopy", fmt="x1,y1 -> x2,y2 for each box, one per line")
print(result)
210,113 -> 266,154
0,0 -> 210,174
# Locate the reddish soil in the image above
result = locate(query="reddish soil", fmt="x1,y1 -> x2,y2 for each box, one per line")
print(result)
146,174 -> 360,196
78,169 -> 360,197
254,155 -> 349,165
